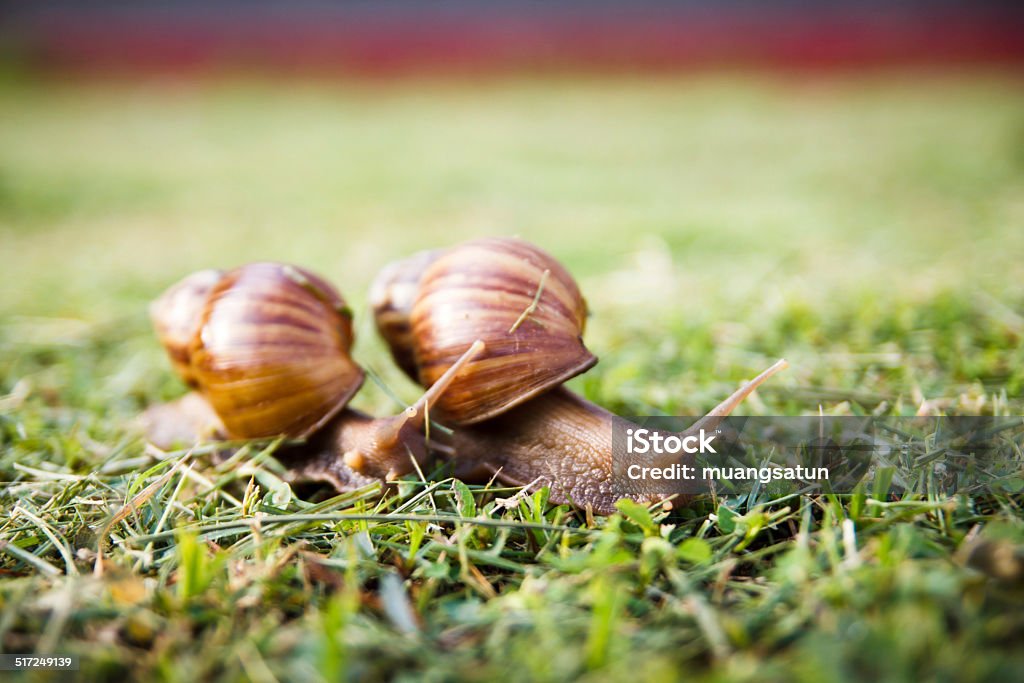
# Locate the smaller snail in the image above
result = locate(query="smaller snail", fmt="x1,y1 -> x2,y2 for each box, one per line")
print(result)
144,262 -> 484,487
164,262 -> 364,440
371,238 -> 788,514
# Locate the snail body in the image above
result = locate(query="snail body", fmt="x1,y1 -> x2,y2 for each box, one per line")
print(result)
141,393 -> 413,489
450,369 -> 786,514
371,239 -> 787,514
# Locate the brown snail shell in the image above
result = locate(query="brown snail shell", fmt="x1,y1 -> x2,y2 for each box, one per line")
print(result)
150,268 -> 224,387
154,262 -> 365,440
369,248 -> 441,382
409,237 -> 597,425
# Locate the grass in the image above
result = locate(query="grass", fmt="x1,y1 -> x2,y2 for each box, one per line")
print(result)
1,70 -> 1024,681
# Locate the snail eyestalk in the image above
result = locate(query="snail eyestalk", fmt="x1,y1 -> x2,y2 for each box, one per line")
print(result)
373,339 -> 487,449
341,340 -> 487,479
411,340 -> 486,422
682,359 -> 789,437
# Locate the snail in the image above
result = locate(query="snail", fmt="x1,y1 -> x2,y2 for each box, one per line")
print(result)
143,261 -> 484,488
370,238 -> 788,514
155,262 -> 364,440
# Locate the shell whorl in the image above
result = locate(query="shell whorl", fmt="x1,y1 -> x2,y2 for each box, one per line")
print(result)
155,262 -> 364,440
150,268 -> 225,388
369,249 -> 442,382
409,238 -> 596,425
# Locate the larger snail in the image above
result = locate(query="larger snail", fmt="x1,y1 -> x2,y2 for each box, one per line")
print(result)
143,261 -> 483,489
370,238 -> 787,514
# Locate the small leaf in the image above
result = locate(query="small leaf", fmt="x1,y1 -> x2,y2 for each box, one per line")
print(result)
677,537 -> 712,564
423,560 -> 451,581
452,480 -> 476,518
998,477 -> 1024,493
254,469 -> 293,508
615,499 -> 658,535
716,504 -> 737,534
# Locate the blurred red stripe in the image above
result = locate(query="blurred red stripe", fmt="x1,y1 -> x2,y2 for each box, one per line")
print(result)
16,9 -> 1024,75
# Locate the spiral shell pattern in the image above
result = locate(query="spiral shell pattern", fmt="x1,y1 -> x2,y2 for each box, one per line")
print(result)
150,268 -> 225,388
185,262 -> 364,439
410,238 -> 596,425
369,249 -> 441,382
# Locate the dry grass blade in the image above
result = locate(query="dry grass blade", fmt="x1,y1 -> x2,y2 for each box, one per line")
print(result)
508,269 -> 550,334
94,449 -> 194,576
11,505 -> 78,576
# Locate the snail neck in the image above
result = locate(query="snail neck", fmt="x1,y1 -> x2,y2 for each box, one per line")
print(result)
347,339 -> 486,476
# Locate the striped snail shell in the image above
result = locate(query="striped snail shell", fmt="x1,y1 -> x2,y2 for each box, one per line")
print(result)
151,262 -> 364,440
150,268 -> 223,387
407,238 -> 597,425
369,249 -> 441,382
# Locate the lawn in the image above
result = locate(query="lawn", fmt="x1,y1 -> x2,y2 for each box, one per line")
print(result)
1,71 -> 1023,681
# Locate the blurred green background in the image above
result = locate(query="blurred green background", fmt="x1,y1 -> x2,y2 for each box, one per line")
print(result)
2,73 -> 1022,415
